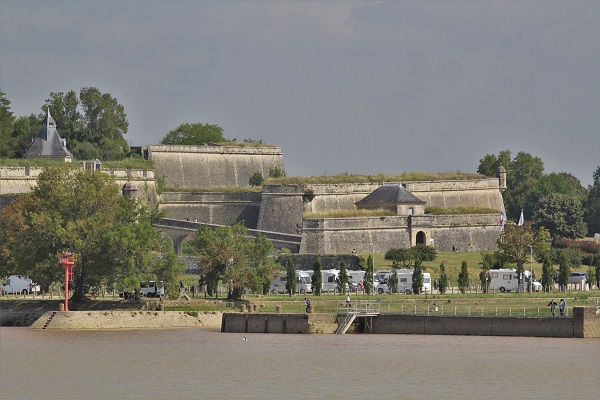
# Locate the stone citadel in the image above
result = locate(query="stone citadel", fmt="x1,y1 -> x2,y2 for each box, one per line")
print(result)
1,112 -> 506,256
1,143 -> 507,256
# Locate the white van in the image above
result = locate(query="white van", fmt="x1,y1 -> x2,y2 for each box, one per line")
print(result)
270,271 -> 312,294
1,275 -> 41,295
376,270 -> 431,294
140,281 -> 165,297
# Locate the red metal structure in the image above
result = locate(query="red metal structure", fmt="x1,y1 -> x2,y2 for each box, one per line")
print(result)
58,252 -> 75,311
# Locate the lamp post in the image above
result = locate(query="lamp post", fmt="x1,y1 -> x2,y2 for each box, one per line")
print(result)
529,245 -> 533,293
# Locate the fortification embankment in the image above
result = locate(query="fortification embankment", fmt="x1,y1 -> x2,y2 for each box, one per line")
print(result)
159,191 -> 262,227
149,145 -> 284,189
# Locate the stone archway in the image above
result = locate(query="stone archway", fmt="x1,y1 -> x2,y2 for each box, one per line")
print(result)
416,231 -> 427,245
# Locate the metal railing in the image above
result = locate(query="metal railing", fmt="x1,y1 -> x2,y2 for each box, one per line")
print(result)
336,301 -> 380,315
374,303 -> 573,317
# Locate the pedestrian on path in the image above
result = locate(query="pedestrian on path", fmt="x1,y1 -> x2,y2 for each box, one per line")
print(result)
346,294 -> 351,308
547,299 -> 557,316
559,298 -> 566,316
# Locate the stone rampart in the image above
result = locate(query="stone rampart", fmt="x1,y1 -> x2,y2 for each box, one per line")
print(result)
302,183 -> 379,213
159,191 -> 262,228
257,184 -> 305,235
149,145 -> 284,189
404,179 -> 505,212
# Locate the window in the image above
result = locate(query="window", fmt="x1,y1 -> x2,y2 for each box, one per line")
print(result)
492,272 -> 498,278
408,207 -> 414,215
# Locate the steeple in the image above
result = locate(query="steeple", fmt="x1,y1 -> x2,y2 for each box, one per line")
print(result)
25,107 -> 73,162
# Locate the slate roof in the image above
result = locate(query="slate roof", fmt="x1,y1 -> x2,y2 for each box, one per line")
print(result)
26,109 -> 73,158
356,184 -> 426,206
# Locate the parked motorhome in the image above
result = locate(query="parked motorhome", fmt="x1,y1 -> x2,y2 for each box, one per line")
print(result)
489,268 -> 520,292
270,271 -> 312,294
1,275 -> 40,295
375,269 -> 431,294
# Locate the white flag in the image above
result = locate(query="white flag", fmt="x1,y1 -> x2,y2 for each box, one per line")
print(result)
517,209 -> 524,227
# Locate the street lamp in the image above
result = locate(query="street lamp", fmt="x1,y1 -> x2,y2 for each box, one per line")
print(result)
529,245 -> 533,293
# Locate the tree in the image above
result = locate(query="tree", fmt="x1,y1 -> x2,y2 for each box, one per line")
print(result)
384,247 -> 414,268
249,172 -> 264,186
42,88 -> 130,160
558,252 -> 570,291
160,122 -> 225,145
541,254 -> 553,292
497,223 -> 551,274
0,165 -> 179,301
388,267 -> 398,294
533,193 -> 587,239
337,260 -> 348,294
412,259 -> 423,294
594,255 -> 600,289
438,262 -> 448,294
479,253 -> 494,293
285,256 -> 297,296
458,261 -> 469,294
312,257 -> 323,295
191,222 -> 278,300
412,244 -> 437,262
585,166 -> 600,236
364,254 -> 374,295
0,91 -> 15,158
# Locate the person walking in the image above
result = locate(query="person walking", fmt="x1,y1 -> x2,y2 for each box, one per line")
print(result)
305,297 -> 311,313
559,298 -> 566,316
346,293 -> 351,308
547,299 -> 557,316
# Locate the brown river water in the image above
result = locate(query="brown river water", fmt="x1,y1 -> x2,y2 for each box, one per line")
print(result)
0,327 -> 598,400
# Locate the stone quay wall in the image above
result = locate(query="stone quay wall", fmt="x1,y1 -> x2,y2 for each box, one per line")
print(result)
221,313 -> 338,334
368,307 -> 599,338
149,145 -> 284,189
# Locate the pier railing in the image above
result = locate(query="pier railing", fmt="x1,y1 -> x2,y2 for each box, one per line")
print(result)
336,301 -> 380,316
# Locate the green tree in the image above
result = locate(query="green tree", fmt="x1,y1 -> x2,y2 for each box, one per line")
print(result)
364,254 -> 374,295
160,122 -> 225,145
497,223 -> 551,274
412,258 -> 423,294
584,166 -> 600,236
249,172 -> 264,186
384,247 -> 414,268
285,256 -> 297,296
191,222 -> 278,300
541,254 -> 553,292
594,255 -> 600,289
0,91 -> 15,158
42,88 -> 130,160
479,253 -> 493,293
337,260 -> 348,294
533,193 -> 586,239
412,244 -> 437,262
558,252 -> 570,291
312,257 -> 323,295
388,267 -> 398,294
438,262 -> 448,294
458,260 -> 469,294
0,165 -> 179,301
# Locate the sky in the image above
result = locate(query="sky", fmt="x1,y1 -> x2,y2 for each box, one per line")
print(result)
1,0 -> 599,186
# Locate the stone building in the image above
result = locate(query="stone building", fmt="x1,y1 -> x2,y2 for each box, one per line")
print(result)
25,108 -> 73,162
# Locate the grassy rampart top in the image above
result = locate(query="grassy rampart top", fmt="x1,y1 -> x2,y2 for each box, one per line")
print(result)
0,158 -> 154,170
268,171 -> 487,185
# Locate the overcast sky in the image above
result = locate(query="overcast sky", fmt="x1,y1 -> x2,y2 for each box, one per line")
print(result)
1,0 -> 599,186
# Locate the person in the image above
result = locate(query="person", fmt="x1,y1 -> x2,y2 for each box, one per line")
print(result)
305,297 -> 311,313
434,278 -> 438,290
346,294 -> 351,308
358,280 -> 363,291
559,298 -> 566,316
547,299 -> 557,316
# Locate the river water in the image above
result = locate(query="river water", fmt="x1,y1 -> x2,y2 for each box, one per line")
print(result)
0,327 -> 598,400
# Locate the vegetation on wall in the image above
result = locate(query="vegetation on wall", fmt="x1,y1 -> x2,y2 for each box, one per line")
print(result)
425,206 -> 498,215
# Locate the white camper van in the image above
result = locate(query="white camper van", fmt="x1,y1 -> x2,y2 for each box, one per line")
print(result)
1,275 -> 41,295
270,271 -> 312,294
140,281 -> 165,297
376,270 -> 432,294
489,268 -> 520,292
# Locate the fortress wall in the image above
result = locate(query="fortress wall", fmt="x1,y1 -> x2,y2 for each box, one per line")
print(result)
301,216 -> 412,254
257,184 -> 305,235
303,183 -> 380,212
148,145 -> 284,189
404,179 -> 505,212
159,192 -> 262,228
411,214 -> 501,252
301,214 -> 501,254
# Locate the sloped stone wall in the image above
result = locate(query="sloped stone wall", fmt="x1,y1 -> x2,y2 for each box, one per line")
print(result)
149,145 -> 284,189
256,184 -> 305,235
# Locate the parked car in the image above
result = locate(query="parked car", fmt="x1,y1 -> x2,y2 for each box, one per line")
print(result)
568,272 -> 587,284
531,281 -> 542,292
